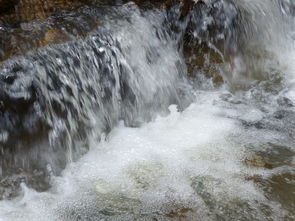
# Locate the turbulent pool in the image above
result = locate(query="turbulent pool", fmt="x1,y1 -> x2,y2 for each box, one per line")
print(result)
0,0 -> 294,220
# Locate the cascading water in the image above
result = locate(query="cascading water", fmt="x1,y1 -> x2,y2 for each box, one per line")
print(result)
0,0 -> 294,220
0,3 -> 192,197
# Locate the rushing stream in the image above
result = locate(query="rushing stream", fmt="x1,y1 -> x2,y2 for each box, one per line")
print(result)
0,0 -> 294,220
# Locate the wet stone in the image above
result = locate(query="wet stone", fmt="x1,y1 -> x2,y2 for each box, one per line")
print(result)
244,155 -> 273,169
43,29 -> 69,45
277,97 -> 294,107
0,0 -> 86,24
166,207 -> 194,219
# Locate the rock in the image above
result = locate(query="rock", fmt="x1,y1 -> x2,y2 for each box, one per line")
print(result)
0,1 -> 112,61
244,155 -> 273,169
183,43 -> 224,84
277,97 -> 294,107
166,207 -> 194,218
186,0 -> 238,51
43,29 -> 69,45
0,0 -> 18,14
0,0 -> 86,24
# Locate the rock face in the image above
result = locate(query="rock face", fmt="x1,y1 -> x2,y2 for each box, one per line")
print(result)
0,0 -> 102,62
0,0 -> 197,24
0,0 -> 86,23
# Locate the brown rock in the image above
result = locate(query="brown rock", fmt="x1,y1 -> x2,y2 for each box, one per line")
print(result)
0,0 -> 85,24
166,207 -> 194,219
43,29 -> 69,45
244,156 -> 273,169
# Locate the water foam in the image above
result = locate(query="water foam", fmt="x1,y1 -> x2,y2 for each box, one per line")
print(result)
0,91 -> 286,220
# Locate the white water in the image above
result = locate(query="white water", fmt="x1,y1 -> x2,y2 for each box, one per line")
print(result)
0,87 -> 293,220
0,0 -> 295,220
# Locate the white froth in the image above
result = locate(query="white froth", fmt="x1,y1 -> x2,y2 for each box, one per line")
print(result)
0,92 -> 277,221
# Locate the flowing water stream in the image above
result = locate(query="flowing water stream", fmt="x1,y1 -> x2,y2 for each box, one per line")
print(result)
0,0 -> 294,220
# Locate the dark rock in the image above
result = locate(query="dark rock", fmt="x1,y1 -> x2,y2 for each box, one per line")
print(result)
0,0 -> 87,24
0,0 -> 18,15
280,0 -> 295,16
277,97 -> 294,107
186,0 -> 238,48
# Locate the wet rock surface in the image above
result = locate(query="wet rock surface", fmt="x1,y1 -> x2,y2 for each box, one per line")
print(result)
0,0 -> 88,23
0,1 -> 106,61
0,0 -> 241,62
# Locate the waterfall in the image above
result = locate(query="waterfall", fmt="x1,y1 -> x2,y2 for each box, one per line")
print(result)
0,0 -> 294,220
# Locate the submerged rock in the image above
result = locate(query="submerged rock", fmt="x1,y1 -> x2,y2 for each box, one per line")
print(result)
166,207 -> 194,219
244,156 -> 273,169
